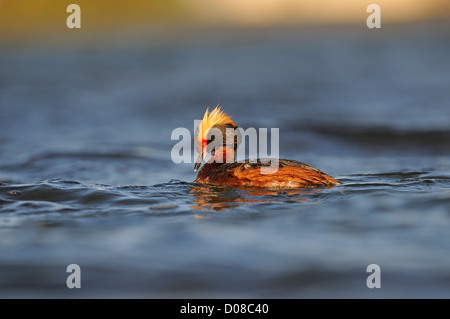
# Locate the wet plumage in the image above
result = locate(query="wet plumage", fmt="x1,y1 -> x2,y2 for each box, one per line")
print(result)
195,158 -> 340,188
193,106 -> 340,188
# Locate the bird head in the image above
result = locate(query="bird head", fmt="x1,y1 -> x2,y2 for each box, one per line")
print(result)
194,106 -> 241,171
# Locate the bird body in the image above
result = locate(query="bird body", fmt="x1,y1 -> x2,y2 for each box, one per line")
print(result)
195,158 -> 340,188
193,107 -> 340,188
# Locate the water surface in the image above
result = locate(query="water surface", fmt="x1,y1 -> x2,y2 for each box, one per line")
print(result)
0,24 -> 449,298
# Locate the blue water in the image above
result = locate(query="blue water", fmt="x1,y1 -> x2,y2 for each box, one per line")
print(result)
0,23 -> 449,298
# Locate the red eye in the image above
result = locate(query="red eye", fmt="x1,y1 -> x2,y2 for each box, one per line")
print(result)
202,138 -> 207,149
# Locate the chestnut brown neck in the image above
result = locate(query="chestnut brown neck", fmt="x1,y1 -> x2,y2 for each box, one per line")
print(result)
209,146 -> 236,164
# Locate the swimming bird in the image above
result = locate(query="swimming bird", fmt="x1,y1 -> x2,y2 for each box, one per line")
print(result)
193,106 -> 341,188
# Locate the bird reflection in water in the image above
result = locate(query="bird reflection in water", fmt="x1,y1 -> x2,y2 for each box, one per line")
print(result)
189,184 -> 321,213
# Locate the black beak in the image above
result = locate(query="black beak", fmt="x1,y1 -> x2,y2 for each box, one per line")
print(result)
194,151 -> 203,172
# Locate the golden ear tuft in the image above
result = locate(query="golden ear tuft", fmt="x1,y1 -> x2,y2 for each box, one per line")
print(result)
194,105 -> 236,149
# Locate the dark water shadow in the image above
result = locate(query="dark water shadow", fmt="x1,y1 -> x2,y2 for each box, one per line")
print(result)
188,183 -> 337,212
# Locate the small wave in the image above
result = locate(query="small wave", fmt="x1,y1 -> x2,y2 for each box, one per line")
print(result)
0,150 -> 165,171
287,122 -> 450,153
1,170 -> 449,226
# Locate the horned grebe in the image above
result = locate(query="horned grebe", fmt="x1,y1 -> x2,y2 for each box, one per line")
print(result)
193,107 -> 340,188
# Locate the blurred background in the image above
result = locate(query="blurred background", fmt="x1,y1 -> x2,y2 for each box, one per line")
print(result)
1,0 -> 449,184
1,0 -> 450,43
0,0 -> 449,298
